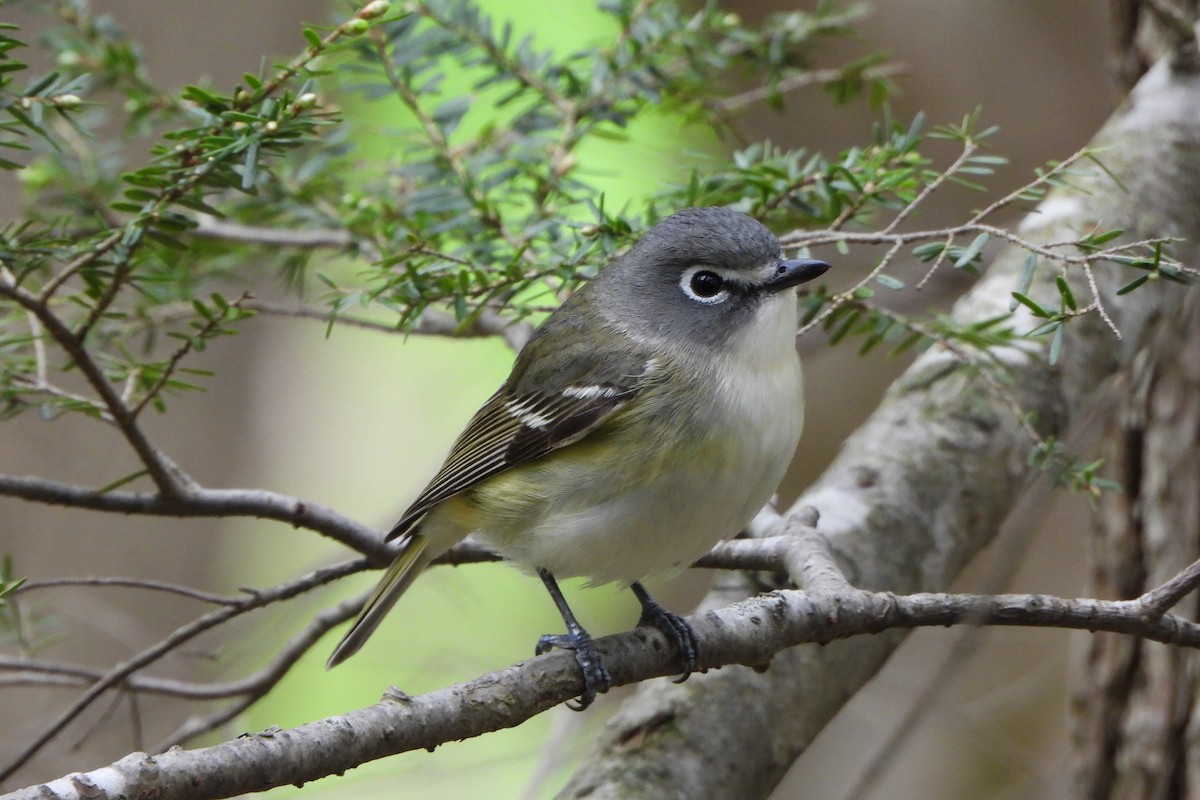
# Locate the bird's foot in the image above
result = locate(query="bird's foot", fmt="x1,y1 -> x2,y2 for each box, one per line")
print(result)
632,582 -> 699,683
536,630 -> 612,711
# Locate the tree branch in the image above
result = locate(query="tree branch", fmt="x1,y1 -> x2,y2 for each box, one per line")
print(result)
0,476 -> 388,560
11,556 -> 1200,800
242,300 -> 534,352
0,271 -> 194,497
0,559 -> 367,785
714,63 -> 906,112
189,215 -> 355,250
152,596 -> 361,750
15,577 -> 240,607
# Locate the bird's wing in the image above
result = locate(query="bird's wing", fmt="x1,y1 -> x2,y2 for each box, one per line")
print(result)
386,349 -> 658,542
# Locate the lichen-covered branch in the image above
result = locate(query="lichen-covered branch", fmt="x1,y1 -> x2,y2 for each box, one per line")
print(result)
11,550 -> 1200,800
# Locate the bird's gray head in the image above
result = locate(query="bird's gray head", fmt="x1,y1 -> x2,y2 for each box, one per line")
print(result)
591,207 -> 829,350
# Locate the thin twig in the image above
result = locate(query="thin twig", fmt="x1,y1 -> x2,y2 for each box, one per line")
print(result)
26,307 -> 48,387
0,558 -> 368,783
0,596 -> 345,706
0,269 -> 194,496
39,231 -> 123,302
73,261 -> 133,344
968,146 -> 1095,227
1138,557 -> 1200,616
9,375 -> 113,420
884,140 -> 977,236
0,476 -> 388,560
1082,261 -> 1122,338
15,577 -> 240,607
155,596 -> 360,749
242,300 -> 534,352
716,63 -> 906,111
189,215 -> 355,250
795,238 -> 905,337
129,293 -> 252,420
412,0 -> 572,114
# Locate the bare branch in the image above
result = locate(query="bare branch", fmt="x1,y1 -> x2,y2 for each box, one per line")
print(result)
0,559 -> 367,784
1137,556 -> 1200,615
15,577 -> 239,606
0,475 -> 388,560
154,596 -> 360,749
11,576 -> 1200,800
715,64 -> 906,112
0,597 -> 353,716
242,300 -> 534,352
189,215 -> 355,251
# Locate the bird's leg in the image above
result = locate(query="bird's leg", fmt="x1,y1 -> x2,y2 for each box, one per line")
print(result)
535,568 -> 611,711
631,581 -> 698,683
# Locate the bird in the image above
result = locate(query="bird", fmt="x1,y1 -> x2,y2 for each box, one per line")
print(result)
327,206 -> 829,710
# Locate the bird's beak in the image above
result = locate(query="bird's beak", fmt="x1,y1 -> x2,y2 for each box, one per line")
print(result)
764,258 -> 830,293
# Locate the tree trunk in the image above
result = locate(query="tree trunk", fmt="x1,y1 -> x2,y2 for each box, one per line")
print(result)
1073,293 -> 1200,798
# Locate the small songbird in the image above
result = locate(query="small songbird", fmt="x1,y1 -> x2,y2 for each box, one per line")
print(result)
327,207 -> 829,709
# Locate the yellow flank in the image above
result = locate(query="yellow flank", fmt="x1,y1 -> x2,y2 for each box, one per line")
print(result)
455,387 -> 761,584
465,403 -> 678,528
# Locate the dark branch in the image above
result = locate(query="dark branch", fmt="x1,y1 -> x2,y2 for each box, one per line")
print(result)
0,559 -> 368,784
0,476 -> 388,560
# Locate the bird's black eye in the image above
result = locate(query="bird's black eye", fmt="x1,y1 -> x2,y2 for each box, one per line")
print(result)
680,267 -> 731,305
690,270 -> 723,297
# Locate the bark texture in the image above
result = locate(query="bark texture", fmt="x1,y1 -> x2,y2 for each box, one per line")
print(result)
1073,286 -> 1200,798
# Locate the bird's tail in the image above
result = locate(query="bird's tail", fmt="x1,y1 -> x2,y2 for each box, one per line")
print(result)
326,534 -> 432,669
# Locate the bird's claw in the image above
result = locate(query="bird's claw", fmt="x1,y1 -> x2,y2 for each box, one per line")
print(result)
636,595 -> 699,683
536,631 -> 612,710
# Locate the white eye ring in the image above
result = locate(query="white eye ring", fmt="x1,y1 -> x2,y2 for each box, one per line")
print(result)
680,266 -> 731,305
